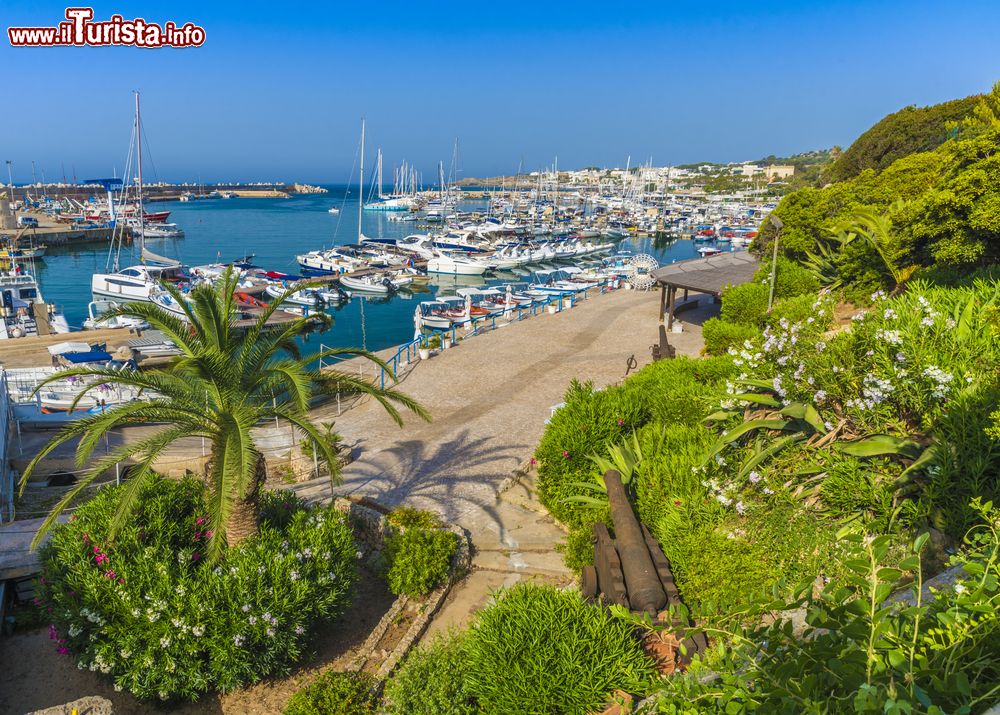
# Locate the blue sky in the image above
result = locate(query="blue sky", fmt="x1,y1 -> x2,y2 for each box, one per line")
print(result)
2,1 -> 998,183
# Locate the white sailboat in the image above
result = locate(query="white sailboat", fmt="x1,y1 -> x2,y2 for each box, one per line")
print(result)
91,92 -> 188,314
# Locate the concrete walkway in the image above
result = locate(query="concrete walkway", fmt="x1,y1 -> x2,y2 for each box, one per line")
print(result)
292,287 -> 715,631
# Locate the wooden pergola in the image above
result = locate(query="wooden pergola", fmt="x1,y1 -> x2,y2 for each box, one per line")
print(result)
651,252 -> 760,329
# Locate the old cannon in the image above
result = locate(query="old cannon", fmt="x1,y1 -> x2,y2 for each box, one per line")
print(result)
582,470 -> 707,662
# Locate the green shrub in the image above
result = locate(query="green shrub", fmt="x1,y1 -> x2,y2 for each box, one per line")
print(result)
720,282 -> 770,326
702,317 -> 760,356
536,360 -> 734,527
754,254 -> 820,299
284,671 -> 377,715
465,584 -> 656,714
557,509 -> 610,572
633,422 -> 717,531
654,520 -> 1000,713
535,379 -> 649,526
662,504 -> 839,620
819,454 -> 901,532
37,477 -> 357,701
383,632 -> 475,715
385,527 -> 459,597
387,506 -> 441,531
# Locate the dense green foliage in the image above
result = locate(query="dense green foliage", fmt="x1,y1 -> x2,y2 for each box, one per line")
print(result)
702,317 -> 759,357
464,584 -> 656,714
654,517 -> 1000,713
283,671 -> 377,715
756,87 -> 1000,293
383,633 -> 476,715
384,525 -> 459,597
824,95 -> 980,183
38,478 -> 357,701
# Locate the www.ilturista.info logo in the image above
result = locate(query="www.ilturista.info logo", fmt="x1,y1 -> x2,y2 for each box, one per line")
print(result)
8,7 -> 205,48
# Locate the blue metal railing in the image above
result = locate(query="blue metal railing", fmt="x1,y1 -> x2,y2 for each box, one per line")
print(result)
0,371 -> 13,523
319,280 -> 619,402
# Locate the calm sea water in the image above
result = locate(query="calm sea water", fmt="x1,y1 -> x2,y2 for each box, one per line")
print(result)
33,185 -> 710,354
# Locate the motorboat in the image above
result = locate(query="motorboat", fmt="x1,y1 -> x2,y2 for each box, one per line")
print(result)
264,283 -> 326,306
340,272 -> 393,295
0,271 -> 71,339
427,252 -> 489,276
83,299 -> 150,331
91,263 -> 187,303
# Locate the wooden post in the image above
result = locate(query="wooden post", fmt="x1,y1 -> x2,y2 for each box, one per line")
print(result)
666,286 -> 676,331
658,284 -> 666,324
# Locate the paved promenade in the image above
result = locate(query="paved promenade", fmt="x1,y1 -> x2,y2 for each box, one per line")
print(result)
293,287 -> 715,629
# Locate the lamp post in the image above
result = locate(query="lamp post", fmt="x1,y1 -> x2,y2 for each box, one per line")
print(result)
767,214 -> 784,310
4,160 -> 14,224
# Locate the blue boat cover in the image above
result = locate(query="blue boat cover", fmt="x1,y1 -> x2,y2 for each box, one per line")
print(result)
62,350 -> 112,364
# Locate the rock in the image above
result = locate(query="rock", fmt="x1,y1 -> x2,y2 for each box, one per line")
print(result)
25,695 -> 113,715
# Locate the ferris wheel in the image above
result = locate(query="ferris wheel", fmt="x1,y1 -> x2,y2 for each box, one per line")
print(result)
627,254 -> 659,290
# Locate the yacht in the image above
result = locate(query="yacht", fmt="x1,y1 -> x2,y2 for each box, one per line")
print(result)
91,264 -> 187,303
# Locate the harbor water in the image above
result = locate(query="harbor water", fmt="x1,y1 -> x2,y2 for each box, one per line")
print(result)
32,186 -> 717,354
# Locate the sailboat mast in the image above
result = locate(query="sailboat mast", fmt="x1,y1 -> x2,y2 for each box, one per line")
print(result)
358,118 -> 365,244
135,91 -> 145,255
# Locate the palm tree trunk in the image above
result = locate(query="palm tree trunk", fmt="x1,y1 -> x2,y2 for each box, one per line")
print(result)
225,450 -> 267,547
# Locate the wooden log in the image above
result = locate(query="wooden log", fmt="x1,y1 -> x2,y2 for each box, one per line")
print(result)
604,471 -> 666,613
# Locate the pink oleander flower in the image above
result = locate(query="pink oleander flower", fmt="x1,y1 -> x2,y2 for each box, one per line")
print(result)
562,451 -> 570,459
195,517 -> 206,525
56,646 -> 70,655
191,553 -> 201,562
529,457 -> 537,467
617,419 -> 625,426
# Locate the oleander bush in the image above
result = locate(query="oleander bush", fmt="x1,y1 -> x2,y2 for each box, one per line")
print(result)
283,671 -> 377,715
384,523 -> 459,597
383,632 -> 476,715
464,584 -> 657,714
37,477 -> 357,701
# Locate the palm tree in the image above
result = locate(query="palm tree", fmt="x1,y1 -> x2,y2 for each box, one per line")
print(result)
19,269 -> 428,560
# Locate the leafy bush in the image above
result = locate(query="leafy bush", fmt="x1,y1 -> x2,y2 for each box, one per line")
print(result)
385,527 -> 458,597
653,516 -> 1000,713
765,293 -> 826,329
37,477 -> 357,701
719,282 -> 770,326
662,503 -> 839,620
283,671 -> 377,715
819,454 -> 901,532
754,254 -> 820,299
383,632 -> 475,715
702,317 -> 760,356
387,506 -> 441,530
557,509 -> 610,572
465,584 -> 656,714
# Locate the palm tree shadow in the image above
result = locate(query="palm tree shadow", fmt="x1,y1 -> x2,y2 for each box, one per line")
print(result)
330,429 -> 527,525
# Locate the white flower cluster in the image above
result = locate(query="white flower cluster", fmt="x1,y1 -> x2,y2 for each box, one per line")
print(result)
875,328 -> 903,345
923,365 -> 954,399
847,375 -> 895,411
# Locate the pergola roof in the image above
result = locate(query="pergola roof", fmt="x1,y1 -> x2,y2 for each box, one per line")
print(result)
651,252 -> 760,297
